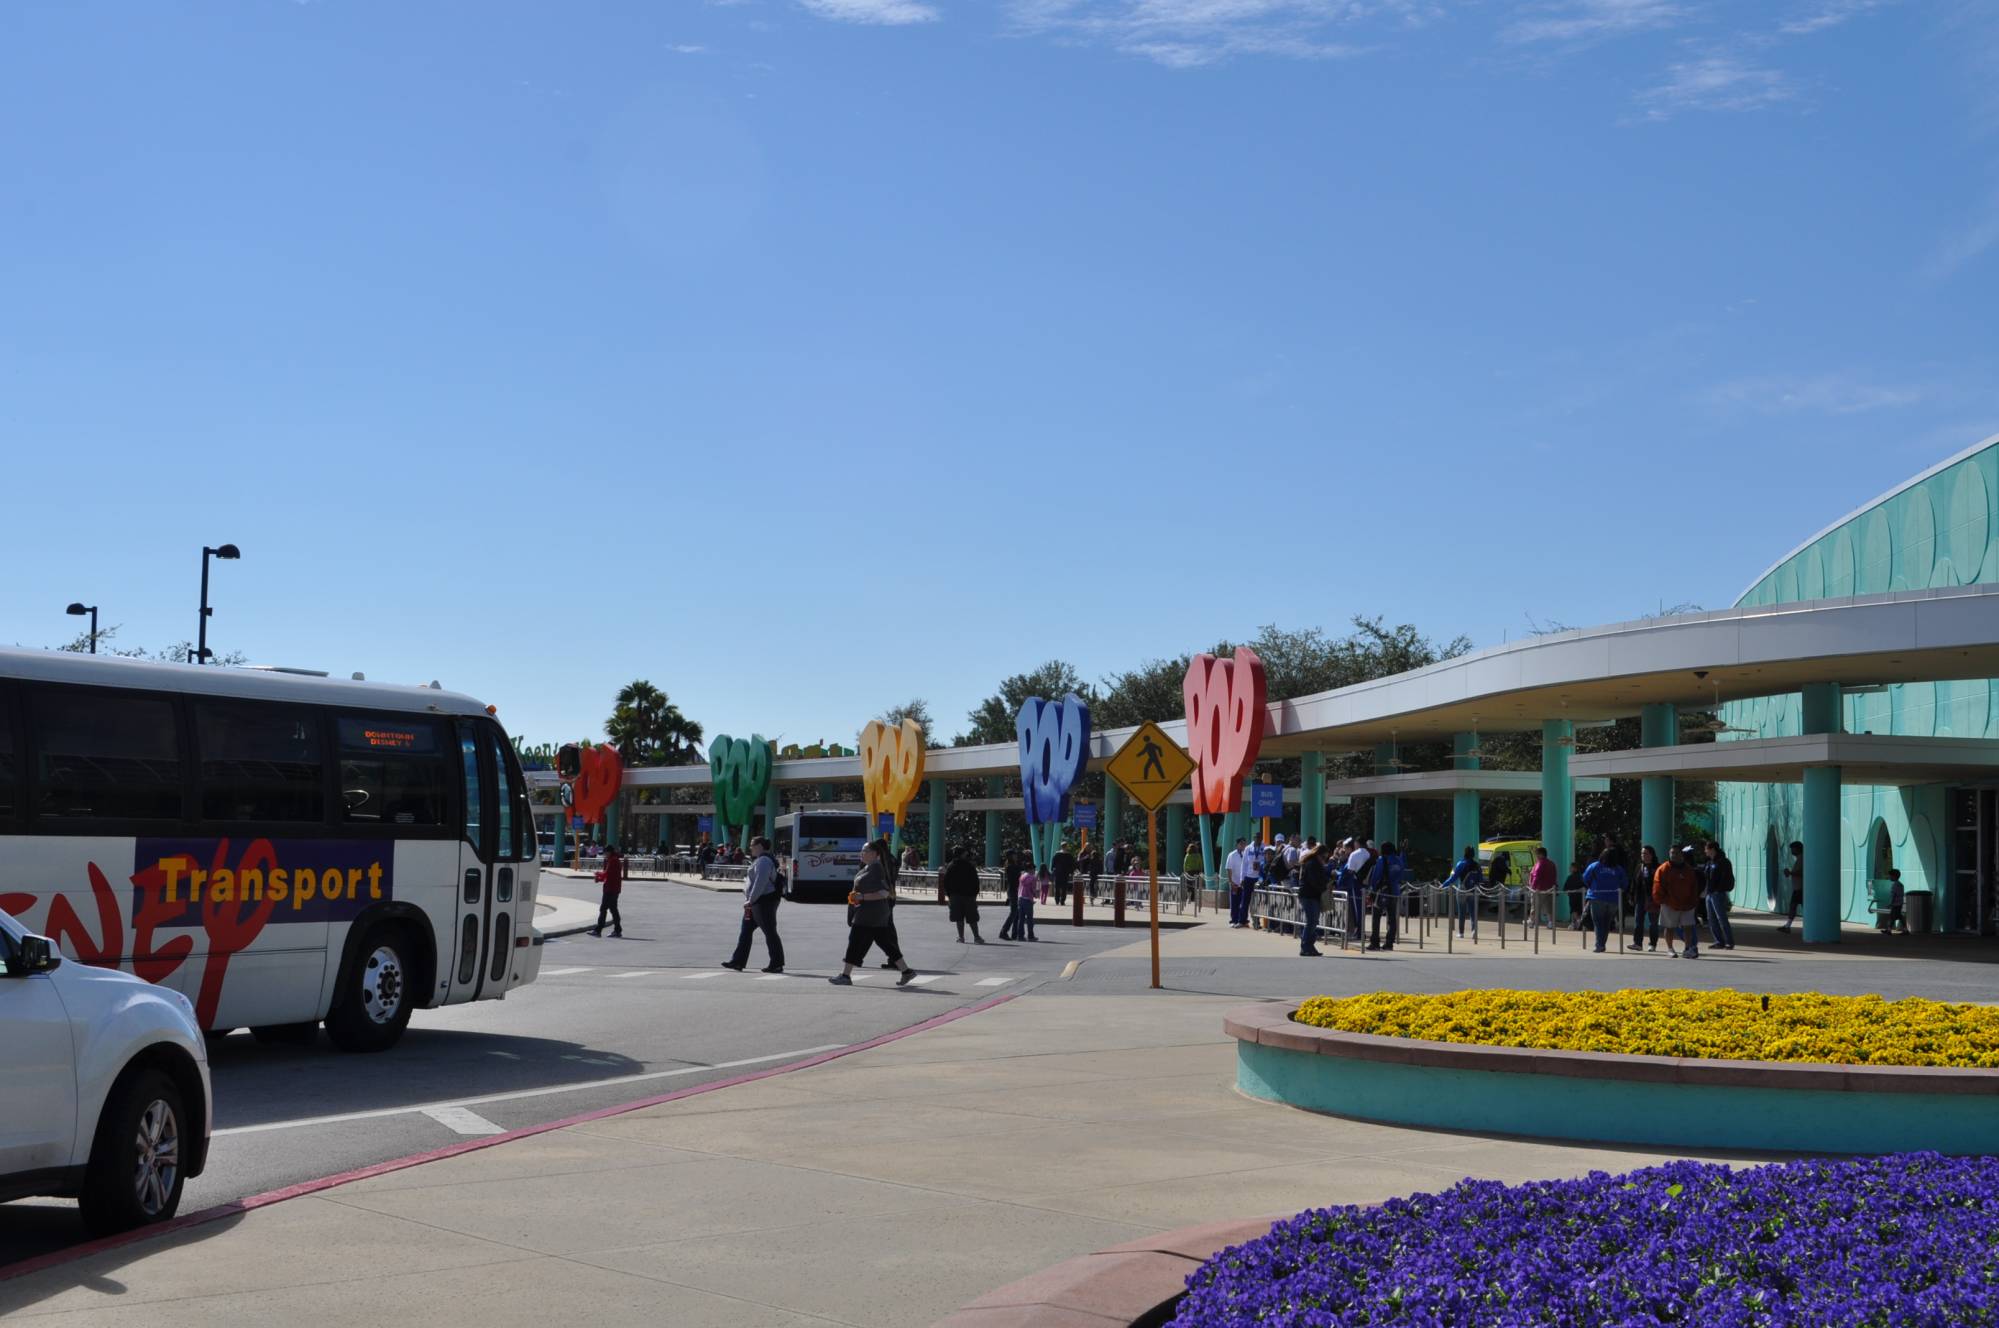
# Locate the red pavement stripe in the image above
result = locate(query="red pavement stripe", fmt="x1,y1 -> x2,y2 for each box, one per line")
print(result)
1,991 -> 1019,1284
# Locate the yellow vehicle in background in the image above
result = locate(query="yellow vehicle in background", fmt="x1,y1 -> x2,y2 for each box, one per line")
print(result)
1479,840 -> 1541,903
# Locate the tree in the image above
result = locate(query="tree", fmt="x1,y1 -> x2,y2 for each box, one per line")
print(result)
874,699 -> 934,739
605,680 -> 705,767
1096,655 -> 1191,729
955,661 -> 1094,746
53,626 -> 245,665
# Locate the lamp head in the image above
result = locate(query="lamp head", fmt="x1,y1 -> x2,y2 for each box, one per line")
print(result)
66,602 -> 88,616
213,543 -> 241,560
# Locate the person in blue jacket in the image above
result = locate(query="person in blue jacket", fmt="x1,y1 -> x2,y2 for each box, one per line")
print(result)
1440,846 -> 1483,939
1580,847 -> 1628,953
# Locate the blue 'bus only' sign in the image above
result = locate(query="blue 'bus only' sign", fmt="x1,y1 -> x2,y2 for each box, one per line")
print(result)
877,812 -> 896,835
1249,784 -> 1284,818
1073,803 -> 1098,829
697,814 -> 714,833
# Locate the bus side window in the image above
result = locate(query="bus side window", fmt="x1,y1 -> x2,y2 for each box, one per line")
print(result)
337,716 -> 450,828
31,687 -> 185,822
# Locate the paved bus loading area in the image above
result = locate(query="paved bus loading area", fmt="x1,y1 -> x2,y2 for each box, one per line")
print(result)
7,878 -> 1996,1324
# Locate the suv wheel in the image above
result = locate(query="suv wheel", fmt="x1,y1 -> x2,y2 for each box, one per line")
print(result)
80,1069 -> 186,1236
324,927 -> 415,1053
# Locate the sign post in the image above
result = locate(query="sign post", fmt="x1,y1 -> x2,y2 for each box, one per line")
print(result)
1105,721 -> 1195,991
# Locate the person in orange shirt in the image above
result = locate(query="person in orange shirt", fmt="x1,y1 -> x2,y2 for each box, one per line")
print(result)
1651,844 -> 1703,959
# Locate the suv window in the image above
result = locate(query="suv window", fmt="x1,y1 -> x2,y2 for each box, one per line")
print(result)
32,689 -> 185,822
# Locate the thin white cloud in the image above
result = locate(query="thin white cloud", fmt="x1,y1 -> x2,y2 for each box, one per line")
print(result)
1006,0 -> 1416,68
670,43 -> 710,53
1920,190 -> 1999,282
1705,374 -> 1931,415
1779,0 -> 1893,37
797,0 -> 938,23
1502,0 -> 1683,46
1635,53 -> 1796,117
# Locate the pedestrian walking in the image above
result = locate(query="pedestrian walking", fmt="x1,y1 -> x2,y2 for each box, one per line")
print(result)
1296,843 -> 1329,955
998,848 -> 1023,940
1652,845 -> 1702,958
723,836 -> 785,972
1630,845 -> 1662,952
1526,846 -> 1557,933
1701,841 -> 1737,949
829,841 -> 917,986
1778,840 -> 1806,932
1441,846 -> 1483,938
941,846 -> 983,944
590,844 -> 624,937
1017,864 -> 1045,940
1225,837 -> 1251,927
1051,842 -> 1076,907
1367,841 -> 1403,951
1882,867 -> 1908,933
1581,847 -> 1626,952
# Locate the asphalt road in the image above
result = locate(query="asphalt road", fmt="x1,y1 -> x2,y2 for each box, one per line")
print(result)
1,880 -> 1128,1269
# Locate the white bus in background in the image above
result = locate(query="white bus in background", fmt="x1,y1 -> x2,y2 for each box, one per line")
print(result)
773,809 -> 869,903
0,648 -> 541,1052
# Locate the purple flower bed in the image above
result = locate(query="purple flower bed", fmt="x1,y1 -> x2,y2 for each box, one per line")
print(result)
1171,1153 -> 1999,1327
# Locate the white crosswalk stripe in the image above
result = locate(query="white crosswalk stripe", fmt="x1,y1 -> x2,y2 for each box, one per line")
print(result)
907,974 -> 942,986
754,974 -> 786,981
610,970 -> 656,979
974,977 -> 1013,987
420,1105 -> 505,1136
681,971 -> 726,979
538,966 -> 590,977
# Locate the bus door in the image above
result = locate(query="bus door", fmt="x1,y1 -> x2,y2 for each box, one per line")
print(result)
451,720 -> 498,1003
450,719 -> 528,1004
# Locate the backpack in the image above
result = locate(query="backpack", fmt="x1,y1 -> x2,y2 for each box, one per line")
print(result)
1266,852 -> 1290,885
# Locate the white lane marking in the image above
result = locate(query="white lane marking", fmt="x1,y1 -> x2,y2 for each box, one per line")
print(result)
538,966 -> 590,977
681,971 -> 726,980
611,970 -> 656,978
215,1044 -> 847,1137
848,973 -> 873,982
754,974 -> 786,981
974,977 -> 1012,987
420,1106 -> 505,1136
907,975 -> 941,986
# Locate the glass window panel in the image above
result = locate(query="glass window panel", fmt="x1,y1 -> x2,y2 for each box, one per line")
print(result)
33,690 -> 183,821
337,715 -> 449,827
197,702 -> 325,823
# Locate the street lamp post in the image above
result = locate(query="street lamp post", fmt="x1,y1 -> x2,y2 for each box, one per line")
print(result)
65,602 -> 98,655
197,543 -> 241,664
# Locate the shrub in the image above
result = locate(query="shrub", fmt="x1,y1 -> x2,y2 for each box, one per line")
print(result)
1292,989 -> 1999,1068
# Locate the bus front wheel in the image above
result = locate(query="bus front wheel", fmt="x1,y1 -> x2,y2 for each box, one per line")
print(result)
325,927 -> 415,1053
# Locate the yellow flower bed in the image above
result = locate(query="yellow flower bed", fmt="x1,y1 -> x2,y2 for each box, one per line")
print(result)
1292,990 -> 1999,1069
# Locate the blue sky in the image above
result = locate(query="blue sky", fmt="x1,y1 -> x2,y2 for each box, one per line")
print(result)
3,0 -> 1995,752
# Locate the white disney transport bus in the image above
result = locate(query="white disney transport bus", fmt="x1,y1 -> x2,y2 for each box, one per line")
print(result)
0,648 -> 541,1052
772,809 -> 869,903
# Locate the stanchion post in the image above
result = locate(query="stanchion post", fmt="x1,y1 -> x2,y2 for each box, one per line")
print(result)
1148,809 -> 1161,989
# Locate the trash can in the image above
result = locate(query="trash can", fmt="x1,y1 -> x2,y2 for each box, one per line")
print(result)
1905,888 -> 1933,935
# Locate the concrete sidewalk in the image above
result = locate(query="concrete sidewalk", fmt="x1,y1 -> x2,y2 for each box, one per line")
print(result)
2,989 -> 1771,1327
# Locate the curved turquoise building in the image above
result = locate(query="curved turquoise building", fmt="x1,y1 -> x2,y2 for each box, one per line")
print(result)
1723,437 -> 1999,933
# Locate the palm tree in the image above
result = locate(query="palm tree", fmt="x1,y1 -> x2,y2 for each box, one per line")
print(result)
605,681 -> 705,767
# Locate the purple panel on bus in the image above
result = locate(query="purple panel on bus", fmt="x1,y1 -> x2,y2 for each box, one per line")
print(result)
133,838 -> 396,927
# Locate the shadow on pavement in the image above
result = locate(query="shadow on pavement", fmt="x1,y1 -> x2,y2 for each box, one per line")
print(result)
0,1208 -> 245,1310
204,1027 -> 647,1129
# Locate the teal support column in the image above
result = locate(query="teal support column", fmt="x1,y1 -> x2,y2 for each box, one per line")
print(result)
1801,683 -> 1844,945
607,797 -> 622,849
1300,752 -> 1326,843
763,780 -> 780,844
1451,732 -> 1481,859
984,776 -> 1002,868
552,812 -> 566,863
1373,742 -> 1399,847
1541,720 -> 1574,878
1640,703 -> 1677,857
1166,806 -> 1185,874
928,779 -> 946,868
1103,780 -> 1124,853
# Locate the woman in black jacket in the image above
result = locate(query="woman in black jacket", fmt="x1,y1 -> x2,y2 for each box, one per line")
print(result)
941,846 -> 984,944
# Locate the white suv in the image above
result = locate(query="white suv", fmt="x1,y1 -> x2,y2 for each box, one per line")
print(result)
0,910 -> 213,1235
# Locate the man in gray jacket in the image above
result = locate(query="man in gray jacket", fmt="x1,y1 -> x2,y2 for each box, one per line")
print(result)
723,836 -> 785,973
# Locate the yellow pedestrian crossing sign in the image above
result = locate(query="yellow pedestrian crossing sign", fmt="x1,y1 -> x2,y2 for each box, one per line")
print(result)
1106,721 -> 1194,813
